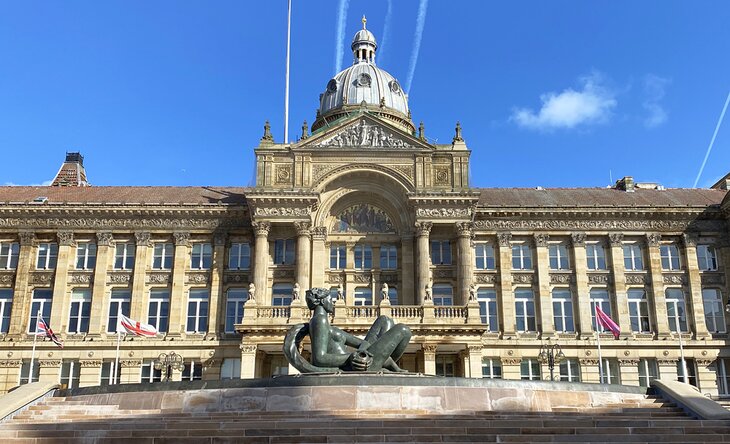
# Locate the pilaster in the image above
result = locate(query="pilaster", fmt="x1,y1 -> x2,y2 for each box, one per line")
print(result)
534,234 -> 553,337
696,359 -> 719,396
497,232 -> 515,336
422,344 -> 437,375
89,232 -> 113,335
120,360 -> 141,384
37,359 -> 61,384
646,234 -> 671,338
168,232 -> 190,336
415,222 -> 432,306
466,345 -> 483,378
240,344 -> 257,379
252,222 -> 271,305
400,234 -> 415,305
608,234 -> 631,338
78,360 -> 102,387
294,222 -> 312,291
571,233 -> 592,337
500,357 -> 522,381
619,358 -> 640,386
208,233 -> 226,336
9,231 -> 35,335
579,358 -> 600,384
657,359 -> 679,383
310,227 -> 327,288
131,232 -> 151,321
50,231 -> 74,331
456,222 -> 473,305
682,234 -> 710,339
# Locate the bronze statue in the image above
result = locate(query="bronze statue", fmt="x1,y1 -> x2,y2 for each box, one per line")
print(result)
284,287 -> 412,373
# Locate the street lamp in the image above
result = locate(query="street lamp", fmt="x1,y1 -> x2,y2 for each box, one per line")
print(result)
154,351 -> 185,382
537,342 -> 566,381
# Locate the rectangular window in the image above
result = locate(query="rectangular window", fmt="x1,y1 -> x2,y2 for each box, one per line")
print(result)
660,244 -> 681,271
552,288 -> 574,332
481,357 -> 502,379
36,242 -> 58,270
75,242 -> 97,270
228,242 -> 251,270
100,361 -> 120,386
28,289 -> 53,333
114,242 -> 135,270
703,289 -> 726,334
515,288 -> 536,332
677,359 -> 698,388
586,243 -> 607,270
354,287 -> 373,306
107,289 -> 131,333
19,360 -> 40,385
474,243 -> 496,270
60,360 -> 81,389
386,286 -> 398,305
638,358 -> 659,388
68,289 -> 91,334
186,289 -> 209,333
697,245 -> 718,271
0,289 -> 13,333
432,284 -> 453,306
435,355 -> 455,377
225,288 -> 248,333
548,244 -> 570,270
511,244 -> 532,270
329,244 -> 346,269
221,358 -> 241,380
354,244 -> 373,269
520,358 -> 541,381
476,288 -> 498,332
623,244 -> 644,271
559,359 -> 581,382
191,243 -> 212,270
380,245 -> 397,269
665,288 -> 688,332
152,243 -> 173,270
272,283 -> 293,306
600,358 -> 621,385
0,242 -> 19,269
147,289 -> 170,333
628,289 -> 651,333
274,239 -> 295,265
430,241 -> 451,265
182,361 -> 203,381
141,361 -> 162,383
589,288 -> 612,332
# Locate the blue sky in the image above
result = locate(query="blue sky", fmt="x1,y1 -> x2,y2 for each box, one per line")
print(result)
1,1 -> 728,188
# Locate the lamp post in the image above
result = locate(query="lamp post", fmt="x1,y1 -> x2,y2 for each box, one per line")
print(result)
537,342 -> 566,381
153,351 -> 185,382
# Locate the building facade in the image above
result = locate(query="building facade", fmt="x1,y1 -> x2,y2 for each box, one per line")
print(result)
1,22 -> 729,395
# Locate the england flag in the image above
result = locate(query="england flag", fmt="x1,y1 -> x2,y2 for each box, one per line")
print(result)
117,313 -> 158,337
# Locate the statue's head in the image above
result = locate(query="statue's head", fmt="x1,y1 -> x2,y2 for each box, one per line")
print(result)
305,287 -> 334,312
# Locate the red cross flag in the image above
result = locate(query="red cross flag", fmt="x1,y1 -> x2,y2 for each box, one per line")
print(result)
117,313 -> 158,337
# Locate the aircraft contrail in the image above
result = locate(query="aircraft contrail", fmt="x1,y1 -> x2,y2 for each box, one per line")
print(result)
334,0 -> 350,74
378,0 -> 393,64
405,0 -> 429,93
693,91 -> 730,188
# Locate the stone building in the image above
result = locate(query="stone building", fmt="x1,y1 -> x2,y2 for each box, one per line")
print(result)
0,21 -> 729,396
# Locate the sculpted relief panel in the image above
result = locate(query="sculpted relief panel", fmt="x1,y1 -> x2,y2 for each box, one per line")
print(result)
332,204 -> 395,233
312,119 -> 414,149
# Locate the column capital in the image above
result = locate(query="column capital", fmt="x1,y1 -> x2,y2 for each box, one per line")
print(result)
497,232 -> 512,247
134,231 -> 152,247
422,344 -> 438,355
294,221 -> 312,236
646,233 -> 662,247
533,233 -> 549,247
96,231 -> 114,246
455,221 -> 474,237
214,231 -> 227,246
240,344 -> 257,353
18,231 -> 36,246
311,226 -> 327,240
608,233 -> 624,246
173,231 -> 191,246
252,221 -> 272,237
571,232 -> 587,246
682,233 -> 698,247
415,221 -> 433,236
57,230 -> 74,246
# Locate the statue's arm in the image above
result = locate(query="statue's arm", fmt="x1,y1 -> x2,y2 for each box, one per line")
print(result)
310,316 -> 351,367
341,330 -> 369,351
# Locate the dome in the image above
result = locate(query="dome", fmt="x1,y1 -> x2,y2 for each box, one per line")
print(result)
312,16 -> 414,134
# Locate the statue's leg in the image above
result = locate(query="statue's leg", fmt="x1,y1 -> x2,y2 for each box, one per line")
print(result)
365,324 -> 411,371
363,315 -> 394,343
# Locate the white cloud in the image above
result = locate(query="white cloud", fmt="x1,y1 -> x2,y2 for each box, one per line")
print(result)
3,180 -> 52,186
512,73 -> 617,130
642,74 -> 670,128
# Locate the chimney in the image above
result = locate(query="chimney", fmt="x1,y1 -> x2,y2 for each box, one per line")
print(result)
614,176 -> 635,192
51,152 -> 90,187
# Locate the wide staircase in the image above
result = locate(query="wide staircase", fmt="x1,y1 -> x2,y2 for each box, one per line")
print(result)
2,393 -> 729,443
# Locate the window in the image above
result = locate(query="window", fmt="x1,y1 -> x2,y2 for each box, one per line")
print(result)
515,288 -> 536,332
114,243 -> 135,270
272,283 -> 293,306
36,242 -> 58,269
600,358 -> 621,385
152,243 -> 173,270
552,289 -> 574,332
19,360 -> 40,385
0,242 -> 19,269
220,358 -> 241,380
623,244 -> 644,271
354,287 -> 373,305
589,288 -> 612,332
430,240 -> 451,265
0,289 -> 13,333
380,245 -> 397,269
354,244 -> 373,269
677,359 -> 698,387
559,359 -> 581,382
100,361 -> 120,385
665,288 -> 687,333
186,289 -> 209,333
228,242 -> 250,270
60,361 -> 80,389
386,286 -> 398,305
481,358 -> 502,379
182,361 -> 203,381
511,244 -> 532,270
274,239 -> 295,265
476,288 -> 498,332
628,289 -> 651,333
329,244 -> 346,269
75,242 -> 97,270
147,289 -> 170,333
703,289 -> 726,333
107,289 -> 131,333
432,284 -> 453,306
435,355 -> 455,377
586,243 -> 606,270
270,356 -> 289,376
28,289 -> 53,333
225,288 -> 248,333
520,358 -> 541,380
141,361 -> 162,383
660,244 -> 681,271
191,243 -> 212,270
68,289 -> 91,333
638,358 -> 659,388
548,244 -> 570,270
697,245 -> 718,271
474,243 -> 495,270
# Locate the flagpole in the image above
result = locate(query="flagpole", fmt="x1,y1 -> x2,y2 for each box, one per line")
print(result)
30,310 -> 40,384
283,0 -> 292,143
114,307 -> 122,384
678,328 -> 688,384
595,305 -> 604,383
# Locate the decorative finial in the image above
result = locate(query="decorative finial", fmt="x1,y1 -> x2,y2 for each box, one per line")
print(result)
418,121 -> 425,140
301,120 -> 309,140
453,121 -> 463,143
261,120 -> 274,142
362,15 -> 367,29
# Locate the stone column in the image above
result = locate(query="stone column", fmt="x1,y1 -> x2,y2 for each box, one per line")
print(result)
571,232 -> 592,338
130,232 -> 151,321
579,358 -> 600,383
78,361 -> 102,387
168,232 -> 190,336
415,222 -> 433,306
500,357 -> 522,381
310,227 -> 327,288
608,234 -> 631,338
294,222 -> 311,291
208,233 -> 226,336
0,361 -> 22,392
620,358 -> 640,386
120,360 -> 141,384
696,358 -> 719,396
456,222 -> 474,306
9,231 -> 35,336
38,359 -> 61,384
534,233 -> 554,337
497,232 -> 515,337
400,234 -> 415,305
422,344 -> 437,375
252,222 -> 271,305
646,233 -> 671,338
466,345 -> 483,378
240,344 -> 257,379
89,232 -> 113,335
682,234 -> 710,339
657,358 -> 679,382
50,231 -> 74,331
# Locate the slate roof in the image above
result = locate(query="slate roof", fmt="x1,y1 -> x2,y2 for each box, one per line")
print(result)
0,187 -> 249,205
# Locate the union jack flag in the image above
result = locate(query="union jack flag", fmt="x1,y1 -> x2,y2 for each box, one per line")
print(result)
37,316 -> 64,348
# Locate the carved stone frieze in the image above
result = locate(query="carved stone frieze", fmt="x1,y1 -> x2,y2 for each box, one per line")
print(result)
656,359 -> 677,366
380,273 -> 398,283
416,207 -> 471,218
327,273 -> 344,283
696,359 -> 714,366
146,273 -> 171,285
224,272 -> 249,284
38,359 -> 62,367
312,119 -> 413,148
472,219 -> 725,232
29,271 -> 54,285
533,233 -> 549,247
474,273 -> 498,284
353,273 -> 371,283
497,232 -> 512,247
69,272 -> 93,285
587,273 -> 611,284
255,206 -> 311,217
501,358 -> 522,366
240,344 -> 257,353
579,358 -> 599,366
0,215 -> 247,231
433,166 -> 450,185
0,360 -> 22,368
390,164 -> 414,180
57,231 -> 74,246
120,360 -> 141,368
108,272 -> 132,284
512,273 -> 534,284
0,272 -> 14,286
701,274 -> 725,285
96,232 -> 114,246
173,232 -> 190,246
135,231 -> 152,247
433,269 -> 453,279
619,358 -> 640,365
662,274 -> 687,285
571,232 -> 587,246
80,360 -> 103,368
625,274 -> 649,285
274,165 -> 292,184
550,273 -> 574,284
312,164 -> 339,182
273,269 -> 295,279
186,272 -> 210,285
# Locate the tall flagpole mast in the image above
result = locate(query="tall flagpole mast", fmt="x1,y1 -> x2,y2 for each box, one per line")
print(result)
114,307 -> 122,384
30,310 -> 40,383
284,0 -> 292,143
678,328 -> 688,384
595,305 -> 604,383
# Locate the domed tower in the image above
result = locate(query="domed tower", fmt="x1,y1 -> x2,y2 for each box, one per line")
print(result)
312,16 -> 414,134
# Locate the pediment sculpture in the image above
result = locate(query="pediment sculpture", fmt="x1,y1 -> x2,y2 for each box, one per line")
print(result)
312,119 -> 413,148
332,203 -> 395,233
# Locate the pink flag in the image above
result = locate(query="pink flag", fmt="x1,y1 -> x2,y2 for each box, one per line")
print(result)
117,313 -> 158,337
596,305 -> 620,339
